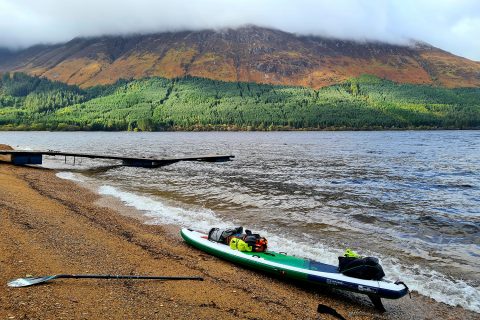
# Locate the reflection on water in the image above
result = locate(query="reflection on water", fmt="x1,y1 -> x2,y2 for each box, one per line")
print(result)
1,130 -> 479,312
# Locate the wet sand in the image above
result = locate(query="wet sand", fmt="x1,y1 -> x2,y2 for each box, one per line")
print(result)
0,163 -> 476,319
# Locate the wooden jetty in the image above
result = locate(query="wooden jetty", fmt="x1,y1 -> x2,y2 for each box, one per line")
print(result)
0,149 -> 234,168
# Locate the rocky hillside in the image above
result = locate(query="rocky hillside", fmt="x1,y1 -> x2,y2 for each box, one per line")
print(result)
1,26 -> 479,89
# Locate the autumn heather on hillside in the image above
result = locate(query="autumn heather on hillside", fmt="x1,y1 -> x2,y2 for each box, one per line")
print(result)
1,27 -> 480,89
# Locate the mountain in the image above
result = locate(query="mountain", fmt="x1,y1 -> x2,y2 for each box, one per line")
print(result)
1,26 -> 479,89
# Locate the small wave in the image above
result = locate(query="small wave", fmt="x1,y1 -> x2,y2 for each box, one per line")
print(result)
433,183 -> 475,189
98,185 -> 231,231
383,258 -> 480,313
56,171 -> 85,182
17,145 -> 34,150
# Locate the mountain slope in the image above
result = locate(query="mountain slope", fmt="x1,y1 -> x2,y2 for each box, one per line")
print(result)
1,26 -> 479,89
1,73 -> 479,131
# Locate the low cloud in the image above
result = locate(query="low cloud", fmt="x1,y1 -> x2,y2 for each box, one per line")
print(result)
0,0 -> 479,60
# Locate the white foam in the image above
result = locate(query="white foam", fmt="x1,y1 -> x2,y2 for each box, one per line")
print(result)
18,146 -> 34,151
98,185 -> 231,231
56,171 -> 85,182
96,184 -> 479,313
382,257 -> 479,313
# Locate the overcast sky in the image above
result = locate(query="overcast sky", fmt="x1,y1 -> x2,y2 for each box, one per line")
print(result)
0,0 -> 479,61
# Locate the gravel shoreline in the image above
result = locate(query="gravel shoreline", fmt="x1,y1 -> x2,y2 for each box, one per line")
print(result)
0,164 -> 476,319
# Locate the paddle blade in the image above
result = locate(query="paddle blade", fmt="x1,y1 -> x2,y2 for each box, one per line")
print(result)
8,276 -> 56,287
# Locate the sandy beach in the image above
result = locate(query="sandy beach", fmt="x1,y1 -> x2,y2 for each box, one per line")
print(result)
0,162 -> 476,319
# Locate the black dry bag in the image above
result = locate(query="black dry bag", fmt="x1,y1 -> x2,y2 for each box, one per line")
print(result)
338,256 -> 385,280
208,226 -> 243,244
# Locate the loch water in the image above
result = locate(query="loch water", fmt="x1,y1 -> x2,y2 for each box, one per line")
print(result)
1,130 -> 479,312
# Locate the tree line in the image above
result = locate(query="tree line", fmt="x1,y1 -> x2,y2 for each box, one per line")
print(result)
0,72 -> 479,131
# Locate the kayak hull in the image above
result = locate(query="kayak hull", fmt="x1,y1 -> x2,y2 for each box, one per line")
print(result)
181,228 -> 408,299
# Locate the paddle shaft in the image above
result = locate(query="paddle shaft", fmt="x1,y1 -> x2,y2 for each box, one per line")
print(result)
55,274 -> 203,281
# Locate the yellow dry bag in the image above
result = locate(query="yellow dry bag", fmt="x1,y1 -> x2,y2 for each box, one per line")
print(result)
229,237 -> 252,252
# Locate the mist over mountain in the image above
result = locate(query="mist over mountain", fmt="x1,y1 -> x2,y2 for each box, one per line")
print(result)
1,26 -> 479,89
2,0 -> 479,61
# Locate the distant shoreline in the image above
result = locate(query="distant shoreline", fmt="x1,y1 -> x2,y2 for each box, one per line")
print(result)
1,126 -> 479,132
